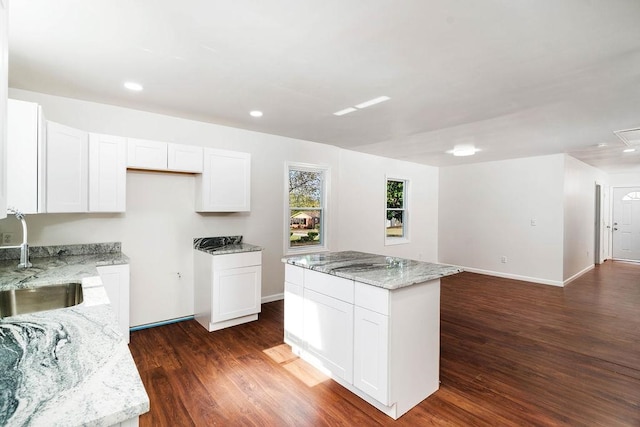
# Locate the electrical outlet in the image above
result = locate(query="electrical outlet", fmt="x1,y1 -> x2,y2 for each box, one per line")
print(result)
501,256 -> 507,263
2,233 -> 14,245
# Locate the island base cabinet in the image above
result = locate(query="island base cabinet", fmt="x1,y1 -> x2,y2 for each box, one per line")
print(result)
283,263 -> 442,420
303,289 -> 354,383
284,281 -> 304,348
354,306 -> 389,405
110,416 -> 139,427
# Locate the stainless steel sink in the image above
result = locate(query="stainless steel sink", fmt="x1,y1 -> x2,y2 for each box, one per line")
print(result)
0,283 -> 84,317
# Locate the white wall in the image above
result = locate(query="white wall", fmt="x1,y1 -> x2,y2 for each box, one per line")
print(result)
439,154 -> 566,285
3,88 -> 438,326
336,149 -> 439,262
608,172 -> 640,187
562,156 -> 609,281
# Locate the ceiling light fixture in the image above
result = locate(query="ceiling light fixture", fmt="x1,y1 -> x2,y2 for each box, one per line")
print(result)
623,148 -> 636,153
333,107 -> 357,116
596,143 -> 608,148
354,96 -> 390,109
333,96 -> 390,117
447,145 -> 480,157
124,81 -> 143,91
250,110 -> 263,118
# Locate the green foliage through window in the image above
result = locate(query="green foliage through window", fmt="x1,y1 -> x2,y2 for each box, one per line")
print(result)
386,179 -> 407,239
289,167 -> 326,249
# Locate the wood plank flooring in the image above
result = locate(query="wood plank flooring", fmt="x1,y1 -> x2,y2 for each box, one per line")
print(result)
128,261 -> 640,426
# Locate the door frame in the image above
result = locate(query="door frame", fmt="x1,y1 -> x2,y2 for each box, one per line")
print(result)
610,185 -> 640,261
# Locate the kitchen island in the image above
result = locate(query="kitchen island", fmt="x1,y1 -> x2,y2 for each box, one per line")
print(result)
0,243 -> 149,427
282,251 -> 462,420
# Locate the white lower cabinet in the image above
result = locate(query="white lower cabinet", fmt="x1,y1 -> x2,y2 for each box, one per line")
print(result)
354,306 -> 389,405
194,250 -> 262,332
303,288 -> 354,383
283,264 -> 441,420
97,264 -> 131,343
284,281 -> 304,347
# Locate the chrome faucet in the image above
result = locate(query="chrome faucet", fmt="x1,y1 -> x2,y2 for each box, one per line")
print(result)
4,207 -> 32,268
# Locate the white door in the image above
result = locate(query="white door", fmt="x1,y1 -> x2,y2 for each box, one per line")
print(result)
612,187 -> 640,261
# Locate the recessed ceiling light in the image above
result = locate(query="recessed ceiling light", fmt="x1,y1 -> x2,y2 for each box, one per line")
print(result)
354,96 -> 390,109
623,148 -> 636,153
124,81 -> 143,91
447,145 -> 480,157
333,107 -> 357,116
596,143 -> 608,148
250,110 -> 263,118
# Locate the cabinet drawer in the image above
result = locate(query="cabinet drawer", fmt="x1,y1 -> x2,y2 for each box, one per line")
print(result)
304,269 -> 354,304
355,281 -> 389,315
284,264 -> 304,286
212,251 -> 261,270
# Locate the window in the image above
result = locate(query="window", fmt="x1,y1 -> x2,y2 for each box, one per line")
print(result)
386,178 -> 408,244
623,192 -> 640,201
287,163 -> 328,252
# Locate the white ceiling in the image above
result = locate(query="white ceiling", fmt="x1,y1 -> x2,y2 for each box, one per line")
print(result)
7,0 -> 640,172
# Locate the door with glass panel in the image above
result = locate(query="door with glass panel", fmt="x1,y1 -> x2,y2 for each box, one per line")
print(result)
612,187 -> 640,261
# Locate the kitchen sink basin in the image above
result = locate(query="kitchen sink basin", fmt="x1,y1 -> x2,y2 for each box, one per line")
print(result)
0,282 -> 84,317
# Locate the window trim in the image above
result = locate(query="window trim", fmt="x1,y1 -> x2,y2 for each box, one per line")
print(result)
385,175 -> 410,246
285,162 -> 330,255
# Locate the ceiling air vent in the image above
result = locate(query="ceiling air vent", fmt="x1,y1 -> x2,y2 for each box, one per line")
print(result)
614,128 -> 640,146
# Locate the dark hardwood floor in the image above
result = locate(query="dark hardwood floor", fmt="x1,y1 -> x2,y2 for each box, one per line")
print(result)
129,261 -> 640,426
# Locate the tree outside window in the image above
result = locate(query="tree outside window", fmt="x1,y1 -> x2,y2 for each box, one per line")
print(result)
288,165 -> 327,250
386,178 -> 407,241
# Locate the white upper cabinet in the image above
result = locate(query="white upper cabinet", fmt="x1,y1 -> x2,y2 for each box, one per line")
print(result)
127,138 -> 203,173
0,1 -> 7,219
46,121 -> 89,213
167,143 -> 203,173
126,137 -> 167,170
89,133 -> 127,212
7,99 -> 46,214
196,148 -> 251,212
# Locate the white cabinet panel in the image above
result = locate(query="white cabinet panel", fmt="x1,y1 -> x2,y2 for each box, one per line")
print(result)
284,281 -> 304,347
196,148 -> 250,212
7,99 -> 45,213
354,306 -> 389,404
0,1 -> 6,219
89,133 -> 126,212
305,269 -> 354,304
126,138 -> 167,170
46,121 -> 88,213
194,250 -> 262,332
167,143 -> 202,173
303,288 -> 353,383
212,265 -> 261,322
97,264 -> 131,343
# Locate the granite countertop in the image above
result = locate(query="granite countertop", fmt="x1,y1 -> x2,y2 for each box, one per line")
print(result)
194,236 -> 262,256
0,243 -> 149,426
282,250 -> 463,290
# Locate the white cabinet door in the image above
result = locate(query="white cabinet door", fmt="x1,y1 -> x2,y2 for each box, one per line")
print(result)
354,306 -> 389,405
7,99 -> 45,213
196,148 -> 251,212
89,133 -> 127,212
303,288 -> 354,383
126,138 -> 167,170
167,143 -> 203,173
46,121 -> 88,213
284,281 -> 304,347
97,264 -> 130,343
212,265 -> 261,322
0,1 -> 6,220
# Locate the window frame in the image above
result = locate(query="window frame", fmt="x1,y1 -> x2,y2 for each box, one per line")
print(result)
285,162 -> 330,255
385,175 -> 410,246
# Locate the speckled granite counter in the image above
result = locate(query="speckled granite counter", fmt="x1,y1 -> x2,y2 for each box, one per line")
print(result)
194,236 -> 262,255
282,250 -> 462,289
0,243 -> 149,427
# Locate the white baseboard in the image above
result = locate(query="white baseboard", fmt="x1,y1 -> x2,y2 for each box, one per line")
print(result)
459,266 -> 564,287
563,264 -> 594,286
262,293 -> 284,304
